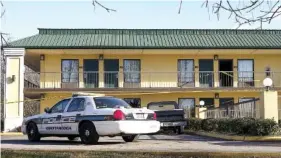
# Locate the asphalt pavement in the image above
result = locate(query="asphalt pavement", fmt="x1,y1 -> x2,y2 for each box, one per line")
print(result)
1,134 -> 281,153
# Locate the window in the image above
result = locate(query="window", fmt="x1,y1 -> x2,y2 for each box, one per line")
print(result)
94,97 -> 131,109
238,59 -> 254,87
67,98 -> 85,112
178,60 -> 194,87
219,98 -> 234,109
61,59 -> 79,83
124,98 -> 141,108
178,98 -> 195,118
50,99 -> 70,113
199,98 -> 214,109
124,59 -> 140,83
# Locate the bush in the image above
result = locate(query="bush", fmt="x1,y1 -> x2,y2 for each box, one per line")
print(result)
249,119 -> 279,136
216,118 -> 232,133
186,118 -> 280,136
232,118 -> 256,135
186,118 -> 202,131
201,118 -> 217,131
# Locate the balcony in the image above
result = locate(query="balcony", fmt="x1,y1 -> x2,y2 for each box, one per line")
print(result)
24,71 -> 281,92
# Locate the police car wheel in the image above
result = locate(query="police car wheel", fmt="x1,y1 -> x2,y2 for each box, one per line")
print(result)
67,136 -> 78,141
122,135 -> 139,142
79,122 -> 99,144
27,122 -> 41,142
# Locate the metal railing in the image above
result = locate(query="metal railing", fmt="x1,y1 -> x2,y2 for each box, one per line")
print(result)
204,98 -> 260,119
24,71 -> 281,89
205,109 -> 260,119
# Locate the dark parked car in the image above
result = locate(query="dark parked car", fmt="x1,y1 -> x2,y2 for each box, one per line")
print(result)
147,101 -> 186,134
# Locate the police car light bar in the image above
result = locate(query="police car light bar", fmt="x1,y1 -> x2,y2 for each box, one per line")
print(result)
72,92 -> 105,97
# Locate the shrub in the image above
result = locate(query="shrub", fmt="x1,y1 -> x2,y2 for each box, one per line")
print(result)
233,117 -> 256,135
186,117 -> 280,136
186,118 -> 202,131
249,119 -> 279,136
201,118 -> 217,131
216,118 -> 232,133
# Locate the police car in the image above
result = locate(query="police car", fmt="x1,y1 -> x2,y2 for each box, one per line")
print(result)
21,93 -> 160,144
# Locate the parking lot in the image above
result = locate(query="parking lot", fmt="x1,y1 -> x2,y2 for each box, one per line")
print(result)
1,134 -> 281,153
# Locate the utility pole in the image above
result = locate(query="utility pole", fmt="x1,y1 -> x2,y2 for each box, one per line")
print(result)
0,0 -> 6,130
0,33 -> 5,127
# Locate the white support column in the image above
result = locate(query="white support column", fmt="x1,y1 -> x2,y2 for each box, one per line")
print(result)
3,48 -> 25,132
259,90 -> 279,122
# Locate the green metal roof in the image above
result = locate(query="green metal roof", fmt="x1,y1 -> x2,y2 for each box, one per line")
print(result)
7,28 -> 281,49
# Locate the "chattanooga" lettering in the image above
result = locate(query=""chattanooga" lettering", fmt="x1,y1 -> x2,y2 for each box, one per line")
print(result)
46,126 -> 71,130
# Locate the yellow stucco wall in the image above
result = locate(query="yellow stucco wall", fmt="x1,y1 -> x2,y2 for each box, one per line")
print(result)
37,52 -> 281,89
29,49 -> 281,119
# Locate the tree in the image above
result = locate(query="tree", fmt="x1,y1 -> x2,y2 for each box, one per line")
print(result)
197,0 -> 281,28
92,0 -> 281,29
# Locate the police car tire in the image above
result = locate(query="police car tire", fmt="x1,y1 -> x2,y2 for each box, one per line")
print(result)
27,122 -> 41,142
79,122 -> 99,144
122,135 -> 139,142
67,136 -> 78,141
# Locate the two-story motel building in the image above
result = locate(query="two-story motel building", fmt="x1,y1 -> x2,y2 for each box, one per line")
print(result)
6,28 -> 281,118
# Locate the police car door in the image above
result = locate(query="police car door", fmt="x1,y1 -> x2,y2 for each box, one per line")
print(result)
41,99 -> 70,134
61,97 -> 86,135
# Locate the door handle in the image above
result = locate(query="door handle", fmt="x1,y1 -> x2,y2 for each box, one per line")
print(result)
56,115 -> 62,121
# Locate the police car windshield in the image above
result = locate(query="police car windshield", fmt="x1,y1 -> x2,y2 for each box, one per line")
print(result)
94,97 -> 131,109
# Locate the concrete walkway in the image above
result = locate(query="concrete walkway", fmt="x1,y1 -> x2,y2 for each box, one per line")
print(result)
1,134 -> 281,153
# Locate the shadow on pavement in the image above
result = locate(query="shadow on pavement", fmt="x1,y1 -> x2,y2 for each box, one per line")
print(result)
1,139 -> 124,146
211,141 -> 281,147
140,134 -> 225,142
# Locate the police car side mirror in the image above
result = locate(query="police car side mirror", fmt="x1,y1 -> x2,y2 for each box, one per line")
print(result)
44,107 -> 51,113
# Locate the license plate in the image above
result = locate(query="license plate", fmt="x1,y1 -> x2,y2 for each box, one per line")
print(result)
161,122 -> 173,127
135,113 -> 145,119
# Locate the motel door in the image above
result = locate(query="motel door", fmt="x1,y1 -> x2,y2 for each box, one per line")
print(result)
83,59 -> 99,88
199,59 -> 214,87
104,59 -> 119,88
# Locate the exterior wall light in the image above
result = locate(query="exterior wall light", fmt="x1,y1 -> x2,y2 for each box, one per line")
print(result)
265,66 -> 271,77
40,54 -> 45,61
99,54 -> 104,60
215,93 -> 219,99
214,55 -> 219,60
263,77 -> 273,91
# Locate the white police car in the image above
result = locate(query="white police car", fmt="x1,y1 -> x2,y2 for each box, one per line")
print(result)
21,93 -> 160,144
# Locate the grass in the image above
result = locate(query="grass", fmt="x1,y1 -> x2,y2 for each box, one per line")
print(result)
1,149 -> 281,158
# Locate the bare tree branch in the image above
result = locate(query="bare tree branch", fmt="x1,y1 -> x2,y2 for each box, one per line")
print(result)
205,0 -> 281,28
92,0 -> 116,12
178,0 -> 183,14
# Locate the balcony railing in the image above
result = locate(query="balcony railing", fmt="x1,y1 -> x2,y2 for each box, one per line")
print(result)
24,71 -> 281,89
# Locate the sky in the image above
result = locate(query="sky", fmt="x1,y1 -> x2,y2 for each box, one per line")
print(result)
1,0 -> 281,41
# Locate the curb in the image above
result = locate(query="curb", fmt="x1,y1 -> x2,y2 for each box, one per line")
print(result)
0,132 -> 23,136
186,131 -> 281,141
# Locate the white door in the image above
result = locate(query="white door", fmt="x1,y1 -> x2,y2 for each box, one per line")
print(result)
40,99 -> 71,134
238,60 -> 254,87
178,59 -> 194,87
61,97 -> 86,135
